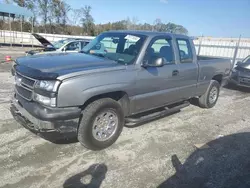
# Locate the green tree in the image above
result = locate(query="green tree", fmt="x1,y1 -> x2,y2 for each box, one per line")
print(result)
165,22 -> 188,35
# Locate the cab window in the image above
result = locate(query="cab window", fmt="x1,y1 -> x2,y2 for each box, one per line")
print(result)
144,37 -> 174,64
176,39 -> 193,63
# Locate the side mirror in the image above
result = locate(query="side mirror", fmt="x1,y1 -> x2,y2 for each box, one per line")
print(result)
143,57 -> 164,67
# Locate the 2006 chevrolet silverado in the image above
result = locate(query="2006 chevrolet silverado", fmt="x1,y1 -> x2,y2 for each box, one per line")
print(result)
10,31 -> 232,150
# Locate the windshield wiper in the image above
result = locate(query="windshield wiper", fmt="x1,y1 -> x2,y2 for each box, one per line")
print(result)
79,50 -> 88,54
92,53 -> 106,58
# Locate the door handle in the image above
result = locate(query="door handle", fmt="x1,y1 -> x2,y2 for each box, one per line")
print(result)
172,70 -> 179,76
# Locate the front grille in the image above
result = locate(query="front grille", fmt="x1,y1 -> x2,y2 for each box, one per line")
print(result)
15,85 -> 33,100
239,77 -> 250,86
20,76 -> 35,88
14,72 -> 36,101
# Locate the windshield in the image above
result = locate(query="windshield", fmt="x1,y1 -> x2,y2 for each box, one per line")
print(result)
52,39 -> 72,49
81,32 -> 147,65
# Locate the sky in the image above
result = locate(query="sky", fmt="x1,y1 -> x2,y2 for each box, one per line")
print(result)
68,0 -> 250,38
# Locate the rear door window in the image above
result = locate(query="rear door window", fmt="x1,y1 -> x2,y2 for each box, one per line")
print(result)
176,39 -> 193,63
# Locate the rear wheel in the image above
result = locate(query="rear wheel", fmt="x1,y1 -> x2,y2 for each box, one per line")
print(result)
198,80 -> 220,108
77,98 -> 124,150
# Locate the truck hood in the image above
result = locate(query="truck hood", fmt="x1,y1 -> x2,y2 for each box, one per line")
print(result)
237,61 -> 250,70
15,53 -> 124,80
32,33 -> 54,47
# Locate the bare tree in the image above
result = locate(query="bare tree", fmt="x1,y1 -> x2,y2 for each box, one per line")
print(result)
80,5 -> 94,35
70,8 -> 82,26
4,0 -> 13,4
60,1 -> 70,32
37,0 -> 50,32
126,17 -> 138,30
1,1 -> 188,36
60,1 -> 70,24
131,17 -> 138,30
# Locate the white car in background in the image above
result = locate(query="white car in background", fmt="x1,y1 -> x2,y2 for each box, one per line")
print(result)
26,33 -> 91,56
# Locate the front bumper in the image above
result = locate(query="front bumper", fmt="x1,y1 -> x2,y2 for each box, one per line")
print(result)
10,95 -> 81,132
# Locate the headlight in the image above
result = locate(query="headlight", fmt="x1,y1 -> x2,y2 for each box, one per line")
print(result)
33,80 -> 60,107
33,93 -> 56,107
34,80 -> 60,92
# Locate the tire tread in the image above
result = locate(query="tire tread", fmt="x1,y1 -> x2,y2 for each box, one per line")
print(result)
198,80 -> 220,109
77,98 -> 124,150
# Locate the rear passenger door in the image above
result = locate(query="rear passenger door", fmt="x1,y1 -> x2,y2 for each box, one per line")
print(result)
134,37 -> 183,113
176,38 -> 198,98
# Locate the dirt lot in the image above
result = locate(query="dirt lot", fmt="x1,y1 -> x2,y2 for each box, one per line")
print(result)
1,50 -> 250,188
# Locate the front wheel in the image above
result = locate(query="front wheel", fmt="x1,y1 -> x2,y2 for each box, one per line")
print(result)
77,98 -> 124,150
198,80 -> 220,108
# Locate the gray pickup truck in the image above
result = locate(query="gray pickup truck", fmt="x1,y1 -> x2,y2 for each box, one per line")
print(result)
10,31 -> 231,150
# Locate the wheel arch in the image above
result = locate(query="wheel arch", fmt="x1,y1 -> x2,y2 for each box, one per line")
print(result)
81,91 -> 130,116
212,74 -> 223,85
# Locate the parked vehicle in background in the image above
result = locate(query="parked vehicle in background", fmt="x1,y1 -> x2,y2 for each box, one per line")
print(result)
26,33 -> 91,55
11,30 -> 231,150
229,55 -> 250,88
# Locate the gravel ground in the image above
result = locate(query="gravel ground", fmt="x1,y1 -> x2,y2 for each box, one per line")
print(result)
1,51 -> 250,188
0,47 -> 25,67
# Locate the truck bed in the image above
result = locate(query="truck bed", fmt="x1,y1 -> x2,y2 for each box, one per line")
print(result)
198,55 -> 231,61
197,55 -> 232,86
198,55 -> 233,73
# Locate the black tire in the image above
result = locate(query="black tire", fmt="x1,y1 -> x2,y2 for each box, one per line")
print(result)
198,80 -> 220,108
77,98 -> 124,150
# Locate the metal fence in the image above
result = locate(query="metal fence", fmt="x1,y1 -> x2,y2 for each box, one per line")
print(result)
1,30 -> 250,65
194,36 -> 250,65
0,30 -> 94,47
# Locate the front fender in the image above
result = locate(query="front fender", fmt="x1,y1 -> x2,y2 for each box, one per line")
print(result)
57,67 -> 136,107
80,83 -> 130,104
57,82 -> 132,107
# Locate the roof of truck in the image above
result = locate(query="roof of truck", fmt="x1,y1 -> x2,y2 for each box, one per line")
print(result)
106,30 -> 189,39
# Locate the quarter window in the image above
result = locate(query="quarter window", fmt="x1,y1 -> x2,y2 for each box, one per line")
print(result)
177,39 -> 193,63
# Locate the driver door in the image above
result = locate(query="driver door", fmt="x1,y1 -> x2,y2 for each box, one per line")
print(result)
134,37 -> 183,113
